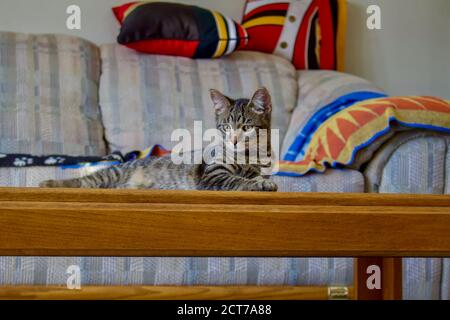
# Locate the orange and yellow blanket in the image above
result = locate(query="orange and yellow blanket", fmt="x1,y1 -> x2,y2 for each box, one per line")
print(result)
278,96 -> 450,176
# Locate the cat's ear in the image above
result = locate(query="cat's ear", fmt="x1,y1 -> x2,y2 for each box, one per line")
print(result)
250,87 -> 272,114
210,89 -> 231,115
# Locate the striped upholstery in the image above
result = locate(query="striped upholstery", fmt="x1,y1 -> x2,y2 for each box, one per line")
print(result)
404,258 -> 443,300
364,133 -> 450,299
273,169 -> 364,192
0,32 -> 106,156
443,259 -> 450,300
0,167 -> 92,187
0,256 -> 353,286
377,136 -> 448,194
99,45 -> 297,153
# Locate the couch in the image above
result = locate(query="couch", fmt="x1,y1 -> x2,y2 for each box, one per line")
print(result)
0,31 -> 449,299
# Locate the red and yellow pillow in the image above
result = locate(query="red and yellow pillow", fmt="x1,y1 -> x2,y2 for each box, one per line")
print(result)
241,0 -> 347,70
113,2 -> 248,58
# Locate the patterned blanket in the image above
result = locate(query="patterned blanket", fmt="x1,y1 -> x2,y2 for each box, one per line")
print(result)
0,145 -> 169,169
278,96 -> 450,176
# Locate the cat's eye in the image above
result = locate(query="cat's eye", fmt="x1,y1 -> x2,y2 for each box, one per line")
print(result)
221,124 -> 232,132
242,125 -> 254,132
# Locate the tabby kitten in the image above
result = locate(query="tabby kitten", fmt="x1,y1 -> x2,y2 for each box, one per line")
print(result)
39,88 -> 278,191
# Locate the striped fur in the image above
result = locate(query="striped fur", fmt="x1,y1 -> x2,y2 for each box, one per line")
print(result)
40,88 -> 278,192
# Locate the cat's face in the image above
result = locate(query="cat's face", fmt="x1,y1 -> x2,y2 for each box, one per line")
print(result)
209,88 -> 272,153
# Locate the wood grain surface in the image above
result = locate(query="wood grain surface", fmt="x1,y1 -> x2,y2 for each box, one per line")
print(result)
0,285 -> 349,300
0,188 -> 449,256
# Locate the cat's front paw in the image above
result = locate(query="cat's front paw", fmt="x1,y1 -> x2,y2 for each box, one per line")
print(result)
245,179 -> 278,192
39,179 -> 60,188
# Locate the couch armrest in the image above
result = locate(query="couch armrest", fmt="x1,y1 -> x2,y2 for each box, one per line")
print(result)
364,130 -> 450,193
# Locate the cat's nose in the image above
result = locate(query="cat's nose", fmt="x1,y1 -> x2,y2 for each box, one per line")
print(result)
232,135 -> 238,145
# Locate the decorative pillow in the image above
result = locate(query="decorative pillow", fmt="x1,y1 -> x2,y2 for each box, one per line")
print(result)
241,0 -> 347,70
278,96 -> 450,176
113,2 -> 249,58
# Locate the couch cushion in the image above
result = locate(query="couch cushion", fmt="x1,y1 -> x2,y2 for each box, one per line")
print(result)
274,169 -> 364,193
0,165 -> 364,193
0,32 -> 106,156
99,45 -> 297,153
0,256 -> 352,286
0,166 -> 89,187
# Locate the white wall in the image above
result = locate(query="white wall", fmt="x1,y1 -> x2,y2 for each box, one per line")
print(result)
346,0 -> 450,99
0,0 -> 448,98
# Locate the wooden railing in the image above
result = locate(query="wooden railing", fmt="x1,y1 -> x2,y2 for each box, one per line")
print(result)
0,188 -> 449,299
